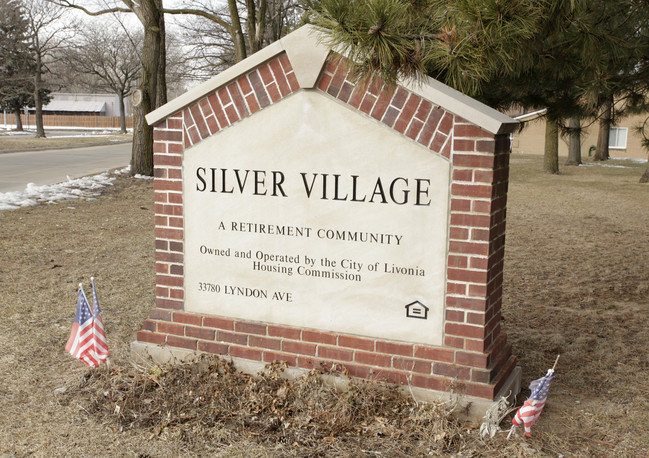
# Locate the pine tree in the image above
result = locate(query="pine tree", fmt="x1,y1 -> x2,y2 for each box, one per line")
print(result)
308,0 -> 649,176
307,0 -> 543,96
0,0 -> 35,131
308,0 -> 587,173
480,0 -> 590,173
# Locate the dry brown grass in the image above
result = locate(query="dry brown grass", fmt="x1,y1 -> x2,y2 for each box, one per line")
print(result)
0,151 -> 647,456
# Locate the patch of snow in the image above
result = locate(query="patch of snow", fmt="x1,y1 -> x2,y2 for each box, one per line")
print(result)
0,172 -> 115,211
1,125 -> 131,133
579,157 -> 648,168
113,166 -> 153,180
0,129 -> 33,136
579,163 -> 630,168
0,165 -> 153,212
46,134 -> 110,138
610,157 -> 648,163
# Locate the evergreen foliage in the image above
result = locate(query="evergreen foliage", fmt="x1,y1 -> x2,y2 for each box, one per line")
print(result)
308,0 -> 649,175
0,0 -> 37,120
309,0 -> 649,111
307,0 -> 542,96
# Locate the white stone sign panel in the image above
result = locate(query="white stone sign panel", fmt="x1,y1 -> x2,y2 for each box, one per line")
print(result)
184,91 -> 450,345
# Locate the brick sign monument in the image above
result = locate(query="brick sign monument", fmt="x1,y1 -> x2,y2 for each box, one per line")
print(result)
135,25 -> 521,415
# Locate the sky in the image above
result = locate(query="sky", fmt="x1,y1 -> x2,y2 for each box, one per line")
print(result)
61,0 -> 208,30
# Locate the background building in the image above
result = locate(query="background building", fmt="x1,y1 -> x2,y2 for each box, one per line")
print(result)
512,109 -> 648,160
31,93 -> 130,117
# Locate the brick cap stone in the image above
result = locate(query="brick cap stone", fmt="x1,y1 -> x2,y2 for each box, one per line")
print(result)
281,25 -> 331,88
400,77 -> 518,135
131,341 -> 522,423
145,25 -> 517,136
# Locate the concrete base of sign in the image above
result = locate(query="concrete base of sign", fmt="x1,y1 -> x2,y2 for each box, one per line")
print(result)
132,341 -> 521,423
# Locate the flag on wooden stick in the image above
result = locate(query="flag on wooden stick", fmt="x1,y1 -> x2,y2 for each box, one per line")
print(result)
65,284 -> 100,367
509,355 -> 559,438
65,280 -> 109,367
91,277 -> 110,362
511,370 -> 554,436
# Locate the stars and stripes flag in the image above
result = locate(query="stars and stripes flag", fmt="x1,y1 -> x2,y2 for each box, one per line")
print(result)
65,280 -> 109,367
91,277 -> 110,362
65,284 -> 100,367
511,369 -> 555,437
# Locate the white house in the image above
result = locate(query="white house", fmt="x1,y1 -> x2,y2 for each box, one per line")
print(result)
38,93 -> 130,117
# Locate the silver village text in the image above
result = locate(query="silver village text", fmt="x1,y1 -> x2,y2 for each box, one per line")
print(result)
195,167 -> 433,206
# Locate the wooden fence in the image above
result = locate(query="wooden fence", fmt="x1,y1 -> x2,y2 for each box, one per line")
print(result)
16,114 -> 133,129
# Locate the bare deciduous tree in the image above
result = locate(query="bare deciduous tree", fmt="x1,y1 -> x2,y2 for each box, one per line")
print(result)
53,0 -> 166,176
24,0 -> 76,138
52,0 -> 302,175
66,24 -> 141,133
168,1 -> 303,81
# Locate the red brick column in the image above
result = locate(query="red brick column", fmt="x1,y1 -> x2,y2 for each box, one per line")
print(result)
444,121 -> 515,397
151,114 -> 185,314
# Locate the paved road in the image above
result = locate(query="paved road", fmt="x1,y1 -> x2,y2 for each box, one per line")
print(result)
0,142 -> 132,193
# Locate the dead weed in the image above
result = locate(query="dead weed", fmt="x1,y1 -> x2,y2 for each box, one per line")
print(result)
65,356 -> 480,456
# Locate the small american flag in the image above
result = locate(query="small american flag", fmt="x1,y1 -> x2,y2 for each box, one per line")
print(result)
512,369 -> 555,437
65,284 -> 100,367
91,277 -> 110,362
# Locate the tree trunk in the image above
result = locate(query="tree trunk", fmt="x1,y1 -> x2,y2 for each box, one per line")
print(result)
34,56 -> 45,138
246,0 -> 257,53
132,105 -> 153,175
565,117 -> 582,166
266,0 -> 285,42
544,118 -> 559,174
34,90 -> 45,137
640,163 -> 649,183
130,0 -> 165,176
14,109 -> 23,131
228,0 -> 247,61
594,96 -> 612,161
255,0 -> 267,51
156,2 -> 167,107
248,0 -> 267,53
118,93 -> 127,134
